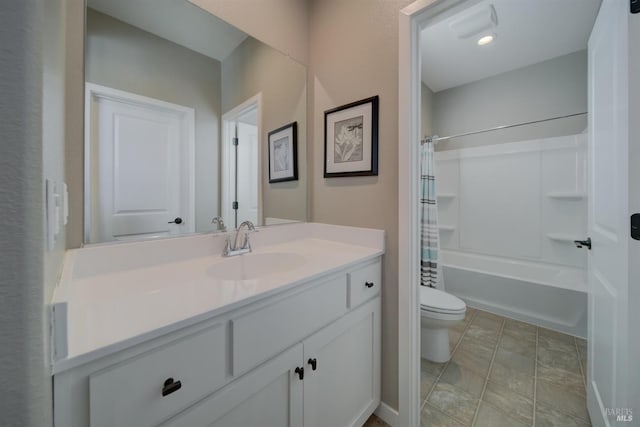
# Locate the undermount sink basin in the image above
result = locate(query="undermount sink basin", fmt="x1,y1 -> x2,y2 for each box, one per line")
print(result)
206,252 -> 306,281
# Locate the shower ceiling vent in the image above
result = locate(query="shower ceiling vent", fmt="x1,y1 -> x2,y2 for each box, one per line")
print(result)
449,4 -> 498,39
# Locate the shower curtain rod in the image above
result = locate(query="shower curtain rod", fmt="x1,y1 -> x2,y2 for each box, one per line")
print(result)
421,111 -> 588,144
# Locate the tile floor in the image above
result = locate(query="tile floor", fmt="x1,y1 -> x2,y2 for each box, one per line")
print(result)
421,308 -> 589,427
363,308 -> 590,427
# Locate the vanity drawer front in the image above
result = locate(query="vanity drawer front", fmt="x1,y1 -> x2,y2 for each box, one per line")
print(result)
348,260 -> 381,308
232,275 -> 347,375
89,324 -> 227,427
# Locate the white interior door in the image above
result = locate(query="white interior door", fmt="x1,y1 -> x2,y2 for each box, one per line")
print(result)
236,120 -> 259,226
587,1 -> 635,425
86,84 -> 195,242
221,95 -> 261,229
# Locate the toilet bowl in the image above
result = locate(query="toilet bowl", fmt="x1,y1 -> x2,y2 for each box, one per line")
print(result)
420,286 -> 466,363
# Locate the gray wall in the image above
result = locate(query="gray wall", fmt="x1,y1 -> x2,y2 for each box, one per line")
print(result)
222,36 -> 307,223
431,50 -> 588,151
421,82 -> 435,138
189,0 -> 309,66
64,0 -> 84,249
85,9 -> 222,234
43,0 -> 68,295
308,0 -> 414,410
1,1 -> 50,426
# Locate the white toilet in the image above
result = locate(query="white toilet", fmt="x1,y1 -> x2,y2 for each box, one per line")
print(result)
420,286 -> 466,363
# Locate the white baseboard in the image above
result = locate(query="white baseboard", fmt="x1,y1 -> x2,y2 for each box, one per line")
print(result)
374,401 -> 399,426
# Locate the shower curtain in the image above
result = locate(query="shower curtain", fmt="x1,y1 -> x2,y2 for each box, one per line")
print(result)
420,138 -> 442,289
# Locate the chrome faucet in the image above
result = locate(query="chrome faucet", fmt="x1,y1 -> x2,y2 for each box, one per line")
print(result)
223,220 -> 256,257
211,216 -> 226,232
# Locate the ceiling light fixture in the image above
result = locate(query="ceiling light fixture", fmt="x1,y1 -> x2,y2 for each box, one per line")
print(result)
477,34 -> 495,46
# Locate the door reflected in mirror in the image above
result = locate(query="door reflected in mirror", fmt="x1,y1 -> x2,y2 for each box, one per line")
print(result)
84,0 -> 306,244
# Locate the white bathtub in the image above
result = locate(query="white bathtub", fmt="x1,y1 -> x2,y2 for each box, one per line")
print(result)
441,250 -> 587,338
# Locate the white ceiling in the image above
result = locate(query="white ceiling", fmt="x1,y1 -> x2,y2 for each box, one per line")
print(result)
87,0 -> 248,61
421,0 -> 601,92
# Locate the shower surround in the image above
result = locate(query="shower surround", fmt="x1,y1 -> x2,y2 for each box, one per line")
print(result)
434,134 -> 587,337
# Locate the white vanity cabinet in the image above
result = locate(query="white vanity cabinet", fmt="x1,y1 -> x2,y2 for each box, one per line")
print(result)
53,257 -> 381,427
164,299 -> 380,427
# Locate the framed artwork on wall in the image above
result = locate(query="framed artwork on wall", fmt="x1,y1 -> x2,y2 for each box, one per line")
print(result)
268,121 -> 298,183
324,95 -> 379,177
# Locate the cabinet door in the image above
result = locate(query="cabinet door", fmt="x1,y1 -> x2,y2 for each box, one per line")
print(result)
162,344 -> 303,427
303,299 -> 381,427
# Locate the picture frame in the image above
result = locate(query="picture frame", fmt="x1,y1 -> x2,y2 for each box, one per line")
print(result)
324,95 -> 379,177
268,121 -> 298,183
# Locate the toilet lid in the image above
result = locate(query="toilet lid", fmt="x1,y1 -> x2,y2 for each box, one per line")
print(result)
420,286 -> 466,313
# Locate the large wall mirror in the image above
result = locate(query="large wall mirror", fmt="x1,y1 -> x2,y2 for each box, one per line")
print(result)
84,0 -> 307,244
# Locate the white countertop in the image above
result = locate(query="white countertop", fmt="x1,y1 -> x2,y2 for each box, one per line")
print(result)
50,223 -> 384,374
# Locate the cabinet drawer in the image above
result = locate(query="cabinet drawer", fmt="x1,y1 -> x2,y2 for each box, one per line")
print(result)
232,275 -> 347,375
89,324 -> 227,427
348,260 -> 381,308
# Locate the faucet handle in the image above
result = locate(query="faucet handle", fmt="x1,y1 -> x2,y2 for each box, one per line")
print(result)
212,216 -> 226,232
222,233 -> 233,256
237,229 -> 254,250
241,234 -> 252,251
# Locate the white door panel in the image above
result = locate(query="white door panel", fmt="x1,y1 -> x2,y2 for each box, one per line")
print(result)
112,114 -> 176,213
303,301 -> 380,427
100,101 -> 180,239
237,121 -> 258,225
221,97 -> 261,229
587,1 -> 632,424
86,84 -> 195,242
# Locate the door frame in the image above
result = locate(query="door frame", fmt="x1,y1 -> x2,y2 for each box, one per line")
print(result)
398,1 -> 497,426
221,93 -> 263,229
84,83 -> 196,242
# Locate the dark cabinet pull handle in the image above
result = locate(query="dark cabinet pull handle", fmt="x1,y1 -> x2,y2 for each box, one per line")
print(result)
294,367 -> 304,380
365,282 -> 374,288
308,358 -> 317,371
162,377 -> 182,397
168,217 -> 183,224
